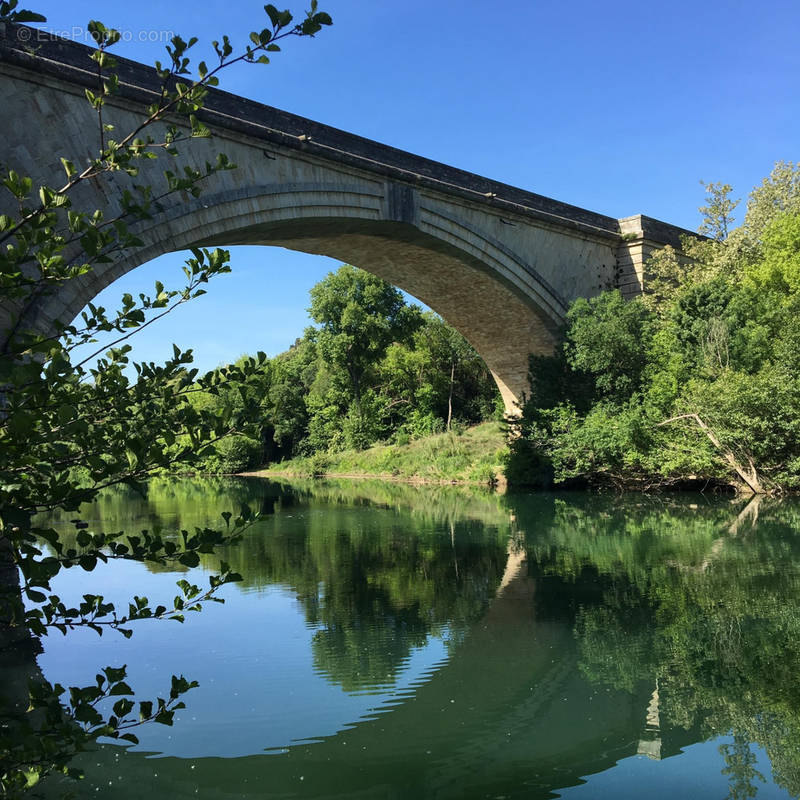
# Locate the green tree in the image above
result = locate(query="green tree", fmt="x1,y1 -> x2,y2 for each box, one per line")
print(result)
307,265 -> 422,449
266,337 -> 318,457
184,353 -> 273,473
227,289 -> 498,462
377,312 -> 499,438
698,180 -> 739,241
563,290 -> 654,404
741,160 -> 800,247
0,4 -> 331,794
508,164 -> 800,493
412,313 -> 497,430
746,211 -> 800,296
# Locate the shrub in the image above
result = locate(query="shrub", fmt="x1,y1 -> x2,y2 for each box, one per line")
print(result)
205,436 -> 262,474
393,428 -> 410,446
467,462 -> 498,486
307,452 -> 330,478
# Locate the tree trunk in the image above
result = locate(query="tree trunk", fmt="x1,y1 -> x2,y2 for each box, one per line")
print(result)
1,532 -> 42,727
658,413 -> 764,494
446,358 -> 454,432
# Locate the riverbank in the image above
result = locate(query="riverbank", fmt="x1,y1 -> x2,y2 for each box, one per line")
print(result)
244,421 -> 508,485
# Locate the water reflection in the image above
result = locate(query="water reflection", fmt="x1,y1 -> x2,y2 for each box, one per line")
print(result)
32,481 -> 800,798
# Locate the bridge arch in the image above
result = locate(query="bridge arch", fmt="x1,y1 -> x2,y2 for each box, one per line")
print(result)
36,182 -> 566,411
0,26 -> 695,411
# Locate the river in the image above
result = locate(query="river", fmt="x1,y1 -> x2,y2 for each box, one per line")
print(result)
31,477 -> 800,798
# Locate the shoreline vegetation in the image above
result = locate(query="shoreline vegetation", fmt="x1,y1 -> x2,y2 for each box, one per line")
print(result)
501,165 -> 800,497
241,421 -> 508,486
190,165 -> 800,497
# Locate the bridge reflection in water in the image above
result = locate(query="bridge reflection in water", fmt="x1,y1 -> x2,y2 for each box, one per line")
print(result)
33,480 -> 796,799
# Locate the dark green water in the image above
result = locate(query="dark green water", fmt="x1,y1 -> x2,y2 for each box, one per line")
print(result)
33,478 -> 800,798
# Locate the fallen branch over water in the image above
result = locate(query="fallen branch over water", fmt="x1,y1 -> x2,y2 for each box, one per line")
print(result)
658,413 -> 764,494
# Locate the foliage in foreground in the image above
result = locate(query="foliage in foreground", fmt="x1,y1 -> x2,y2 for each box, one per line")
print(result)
507,164 -> 800,493
0,4 -> 331,794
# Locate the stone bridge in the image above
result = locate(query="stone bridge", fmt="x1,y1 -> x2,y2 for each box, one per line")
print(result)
0,25 -> 693,410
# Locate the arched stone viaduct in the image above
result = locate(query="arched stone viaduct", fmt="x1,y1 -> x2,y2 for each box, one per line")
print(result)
0,25 -> 693,410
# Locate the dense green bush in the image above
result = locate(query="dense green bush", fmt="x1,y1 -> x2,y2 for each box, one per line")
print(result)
203,436 -> 263,474
509,163 -> 800,493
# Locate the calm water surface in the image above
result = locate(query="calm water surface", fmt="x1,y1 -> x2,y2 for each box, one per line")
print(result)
34,478 -> 800,798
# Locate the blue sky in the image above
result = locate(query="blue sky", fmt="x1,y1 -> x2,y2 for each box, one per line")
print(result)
29,0 -> 800,372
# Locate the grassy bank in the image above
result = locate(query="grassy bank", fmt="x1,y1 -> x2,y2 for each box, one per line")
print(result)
249,421 -> 508,484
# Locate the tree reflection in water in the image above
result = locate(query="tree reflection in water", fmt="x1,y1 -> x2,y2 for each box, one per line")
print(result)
30,481 -> 800,799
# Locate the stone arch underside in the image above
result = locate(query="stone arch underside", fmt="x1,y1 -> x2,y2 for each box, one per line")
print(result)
40,187 -> 566,412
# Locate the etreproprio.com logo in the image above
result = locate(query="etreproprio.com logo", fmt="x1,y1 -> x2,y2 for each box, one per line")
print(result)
14,26 -> 176,44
